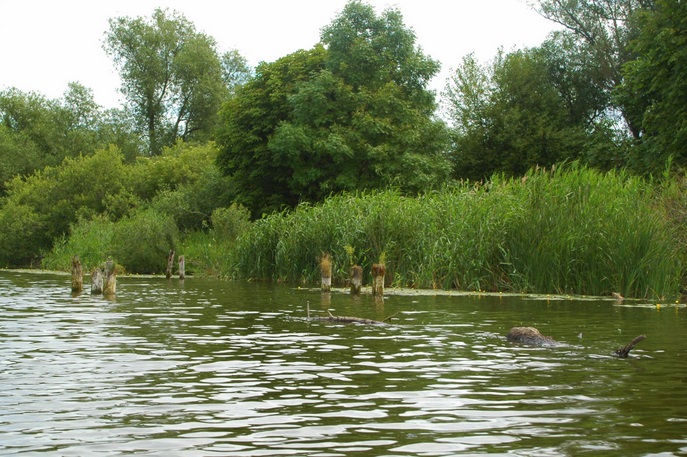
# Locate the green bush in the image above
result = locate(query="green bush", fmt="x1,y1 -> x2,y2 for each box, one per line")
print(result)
110,208 -> 179,274
211,203 -> 252,242
42,215 -> 115,272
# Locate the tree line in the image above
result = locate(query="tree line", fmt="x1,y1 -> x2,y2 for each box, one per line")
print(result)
0,0 -> 685,269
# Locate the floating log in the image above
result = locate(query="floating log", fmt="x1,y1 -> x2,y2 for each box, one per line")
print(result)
350,265 -> 363,295
507,326 -> 558,347
614,335 -> 646,358
103,259 -> 116,296
179,255 -> 185,279
166,250 -> 175,279
371,263 -> 385,297
320,254 -> 332,292
71,255 -> 83,293
91,268 -> 103,295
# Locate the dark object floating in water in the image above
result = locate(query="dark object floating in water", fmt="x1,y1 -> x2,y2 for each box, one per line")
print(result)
507,326 -> 647,358
506,326 -> 559,347
614,334 -> 647,358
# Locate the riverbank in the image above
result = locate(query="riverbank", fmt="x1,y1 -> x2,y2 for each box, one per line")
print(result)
187,165 -> 684,300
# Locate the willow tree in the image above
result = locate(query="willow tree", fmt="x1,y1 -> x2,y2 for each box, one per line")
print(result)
104,8 -> 227,155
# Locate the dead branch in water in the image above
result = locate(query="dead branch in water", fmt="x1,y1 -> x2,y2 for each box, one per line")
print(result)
614,335 -> 647,358
306,302 -> 394,325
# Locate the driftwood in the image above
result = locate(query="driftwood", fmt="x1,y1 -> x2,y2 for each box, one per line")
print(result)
614,334 -> 647,358
350,265 -> 363,295
71,255 -> 83,293
306,302 -> 395,325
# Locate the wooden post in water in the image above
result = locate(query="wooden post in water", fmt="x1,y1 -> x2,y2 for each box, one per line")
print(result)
320,254 -> 332,292
71,255 -> 83,293
350,265 -> 363,295
103,259 -> 116,296
371,263 -> 385,297
179,255 -> 185,279
91,268 -> 103,295
166,250 -> 175,279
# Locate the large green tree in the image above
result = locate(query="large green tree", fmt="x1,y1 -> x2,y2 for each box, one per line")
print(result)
216,1 -> 450,216
617,0 -> 687,170
104,8 -> 229,155
530,0 -> 656,138
445,48 -> 621,180
0,84 -> 142,193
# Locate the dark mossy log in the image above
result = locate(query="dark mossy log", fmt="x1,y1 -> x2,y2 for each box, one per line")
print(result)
91,268 -> 103,295
103,259 -> 116,296
350,265 -> 363,295
507,326 -> 559,347
71,256 -> 83,293
320,254 -> 332,292
371,263 -> 385,297
614,335 -> 646,358
179,255 -> 186,279
166,250 -> 175,279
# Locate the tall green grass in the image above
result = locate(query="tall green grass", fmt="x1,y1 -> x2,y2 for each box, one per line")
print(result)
223,164 -> 683,299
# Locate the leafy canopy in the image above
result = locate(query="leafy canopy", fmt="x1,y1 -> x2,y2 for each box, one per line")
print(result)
104,8 -> 229,155
216,1 -> 450,217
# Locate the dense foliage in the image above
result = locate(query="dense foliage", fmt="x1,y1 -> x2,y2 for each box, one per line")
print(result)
202,164 -> 682,300
216,1 -> 450,216
0,1 -> 686,298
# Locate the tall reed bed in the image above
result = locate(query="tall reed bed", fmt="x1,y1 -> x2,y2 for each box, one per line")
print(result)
227,164 -> 683,299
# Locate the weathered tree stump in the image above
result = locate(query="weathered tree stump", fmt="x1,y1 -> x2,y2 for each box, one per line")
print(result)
320,254 -> 332,292
615,335 -> 646,358
350,265 -> 363,295
91,268 -> 103,295
371,263 -> 385,297
166,250 -> 175,279
178,255 -> 185,279
507,327 -> 558,347
103,259 -> 116,296
71,255 -> 83,293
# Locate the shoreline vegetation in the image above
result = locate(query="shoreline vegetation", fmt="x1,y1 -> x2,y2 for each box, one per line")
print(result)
40,162 -> 686,302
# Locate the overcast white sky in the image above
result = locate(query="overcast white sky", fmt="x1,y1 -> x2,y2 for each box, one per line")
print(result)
0,0 -> 559,108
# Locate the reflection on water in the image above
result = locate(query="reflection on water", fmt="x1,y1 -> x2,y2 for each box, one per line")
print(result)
1,270 -> 686,456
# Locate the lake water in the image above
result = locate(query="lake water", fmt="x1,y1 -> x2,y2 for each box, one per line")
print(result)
1,270 -> 686,456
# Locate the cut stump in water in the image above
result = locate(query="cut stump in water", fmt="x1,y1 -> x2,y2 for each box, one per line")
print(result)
91,268 -> 103,295
320,254 -> 332,292
71,256 -> 83,293
371,263 -> 385,297
166,250 -> 175,279
103,259 -> 116,296
179,255 -> 186,279
350,265 -> 363,295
